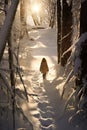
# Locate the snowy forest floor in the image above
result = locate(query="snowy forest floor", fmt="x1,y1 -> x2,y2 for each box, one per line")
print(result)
1,28 -> 87,130
17,28 -> 87,130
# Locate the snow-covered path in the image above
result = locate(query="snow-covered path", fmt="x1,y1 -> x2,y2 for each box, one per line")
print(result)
19,28 -> 60,130
28,28 -> 57,70
19,28 -> 86,130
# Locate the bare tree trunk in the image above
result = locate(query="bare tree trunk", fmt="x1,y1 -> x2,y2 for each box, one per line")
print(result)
20,0 -> 28,38
79,1 -> 87,93
0,0 -> 19,61
31,13 -> 40,26
49,0 -> 56,28
57,0 -> 72,65
75,0 -> 87,110
8,35 -> 16,130
61,0 -> 72,66
80,1 -> 87,34
4,1 -> 17,129
57,0 -> 61,63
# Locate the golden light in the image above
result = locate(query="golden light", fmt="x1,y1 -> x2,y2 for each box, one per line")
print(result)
31,3 -> 41,14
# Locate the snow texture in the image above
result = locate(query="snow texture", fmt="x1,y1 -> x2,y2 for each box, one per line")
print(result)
1,28 -> 87,130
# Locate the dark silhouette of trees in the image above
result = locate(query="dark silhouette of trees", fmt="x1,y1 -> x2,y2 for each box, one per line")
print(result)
49,0 -> 56,28
76,0 -> 87,108
57,0 -> 61,63
0,1 -> 31,130
57,0 -> 72,66
62,0 -> 87,123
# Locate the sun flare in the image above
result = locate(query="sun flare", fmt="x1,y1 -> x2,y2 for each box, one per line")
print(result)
31,3 -> 41,14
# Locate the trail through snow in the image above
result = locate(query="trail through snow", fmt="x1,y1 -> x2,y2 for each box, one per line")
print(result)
18,28 -> 87,130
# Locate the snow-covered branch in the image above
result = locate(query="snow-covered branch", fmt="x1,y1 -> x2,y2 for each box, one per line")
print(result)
0,0 -> 19,61
62,32 -> 87,98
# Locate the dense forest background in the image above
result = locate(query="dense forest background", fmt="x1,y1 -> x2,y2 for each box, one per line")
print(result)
0,0 -> 87,130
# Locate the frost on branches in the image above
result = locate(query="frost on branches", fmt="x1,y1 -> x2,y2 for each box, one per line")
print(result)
61,32 -> 87,126
62,32 -> 87,109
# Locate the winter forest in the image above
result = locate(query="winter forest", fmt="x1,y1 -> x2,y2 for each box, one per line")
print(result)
0,0 -> 87,130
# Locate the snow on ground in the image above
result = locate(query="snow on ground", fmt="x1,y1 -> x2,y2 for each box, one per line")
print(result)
16,28 -> 87,130
18,28 -> 59,130
17,29 -> 86,130
28,28 -> 57,70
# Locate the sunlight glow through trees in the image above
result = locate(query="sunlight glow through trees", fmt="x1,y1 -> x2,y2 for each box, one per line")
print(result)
31,3 -> 41,14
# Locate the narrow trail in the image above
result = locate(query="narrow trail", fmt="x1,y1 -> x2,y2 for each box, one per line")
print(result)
31,71 -> 56,130
27,69 -> 63,130
19,28 -> 62,130
19,28 -> 83,130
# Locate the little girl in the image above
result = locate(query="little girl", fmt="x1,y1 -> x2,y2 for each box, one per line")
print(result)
40,58 -> 49,79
